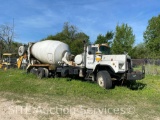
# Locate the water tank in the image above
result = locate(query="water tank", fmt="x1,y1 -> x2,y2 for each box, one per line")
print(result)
18,45 -> 27,56
74,54 -> 83,65
31,40 -> 70,65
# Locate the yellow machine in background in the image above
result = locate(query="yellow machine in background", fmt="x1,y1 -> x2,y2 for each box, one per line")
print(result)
0,53 -> 17,70
17,53 -> 27,69
0,60 -> 2,68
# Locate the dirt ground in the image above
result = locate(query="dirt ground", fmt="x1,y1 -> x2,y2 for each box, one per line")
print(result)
0,96 -> 121,120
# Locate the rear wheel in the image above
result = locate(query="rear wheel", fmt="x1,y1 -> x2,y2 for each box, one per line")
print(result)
37,68 -> 45,79
43,68 -> 49,78
97,70 -> 112,89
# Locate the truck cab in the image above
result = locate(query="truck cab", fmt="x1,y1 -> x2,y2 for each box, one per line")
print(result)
86,44 -> 131,73
82,44 -> 145,89
57,42 -> 145,89
86,44 -> 110,69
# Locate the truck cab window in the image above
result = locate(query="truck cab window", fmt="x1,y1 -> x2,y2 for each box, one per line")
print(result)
99,46 -> 110,55
88,47 -> 98,54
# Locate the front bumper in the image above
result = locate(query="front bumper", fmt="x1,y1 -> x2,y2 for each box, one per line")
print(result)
127,66 -> 145,80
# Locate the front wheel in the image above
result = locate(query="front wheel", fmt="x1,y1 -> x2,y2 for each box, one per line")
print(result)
97,71 -> 112,89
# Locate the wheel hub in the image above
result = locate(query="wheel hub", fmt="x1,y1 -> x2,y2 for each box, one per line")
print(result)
98,77 -> 104,87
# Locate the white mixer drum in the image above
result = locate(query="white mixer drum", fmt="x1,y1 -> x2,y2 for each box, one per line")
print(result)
31,40 -> 70,65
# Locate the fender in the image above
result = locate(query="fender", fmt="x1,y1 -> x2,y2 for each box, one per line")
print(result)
93,64 -> 116,74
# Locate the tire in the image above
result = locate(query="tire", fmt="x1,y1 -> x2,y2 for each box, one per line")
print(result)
97,70 -> 112,89
30,68 -> 37,74
37,67 -> 45,79
43,68 -> 49,78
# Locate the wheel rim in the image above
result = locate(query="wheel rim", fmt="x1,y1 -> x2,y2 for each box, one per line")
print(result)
98,76 -> 104,87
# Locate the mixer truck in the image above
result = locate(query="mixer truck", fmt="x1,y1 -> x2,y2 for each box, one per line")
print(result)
18,40 -> 145,89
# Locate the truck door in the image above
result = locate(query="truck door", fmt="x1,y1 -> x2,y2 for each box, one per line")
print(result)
86,47 -> 97,69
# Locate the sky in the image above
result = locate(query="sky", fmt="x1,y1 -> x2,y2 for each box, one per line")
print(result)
0,0 -> 160,44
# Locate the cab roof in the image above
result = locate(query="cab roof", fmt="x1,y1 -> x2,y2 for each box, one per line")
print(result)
92,43 -> 109,47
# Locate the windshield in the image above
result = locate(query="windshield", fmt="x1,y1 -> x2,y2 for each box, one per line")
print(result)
99,46 -> 110,55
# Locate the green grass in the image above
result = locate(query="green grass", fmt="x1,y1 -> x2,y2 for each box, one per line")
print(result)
0,69 -> 160,120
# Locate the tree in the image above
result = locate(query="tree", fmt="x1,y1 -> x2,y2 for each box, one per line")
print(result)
11,41 -> 23,53
0,39 -> 5,59
144,15 -> 160,58
111,23 -> 135,55
131,43 -> 148,59
0,24 -> 15,58
43,22 -> 90,55
0,24 -> 14,53
62,22 -> 77,41
94,31 -> 114,46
